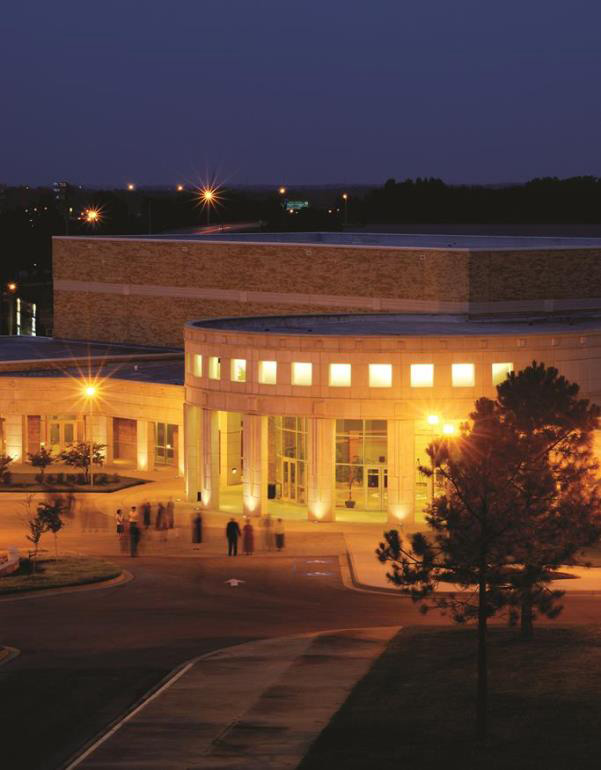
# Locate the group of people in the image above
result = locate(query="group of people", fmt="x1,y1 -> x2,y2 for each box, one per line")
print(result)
225,514 -> 285,556
115,502 -> 286,558
115,499 -> 176,556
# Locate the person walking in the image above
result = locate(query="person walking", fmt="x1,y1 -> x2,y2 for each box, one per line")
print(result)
129,519 -> 140,557
275,518 -> 285,551
262,513 -> 274,551
156,502 -> 165,530
115,508 -> 125,535
226,517 -> 241,556
142,501 -> 152,529
243,519 -> 255,556
166,499 -> 175,529
191,510 -> 203,547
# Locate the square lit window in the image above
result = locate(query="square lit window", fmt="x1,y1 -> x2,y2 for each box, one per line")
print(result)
329,363 -> 351,387
410,363 -> 433,388
369,363 -> 392,387
259,360 -> 277,385
452,363 -> 475,387
292,362 -> 312,386
193,354 -> 203,377
231,358 -> 246,383
492,362 -> 513,386
208,356 -> 221,380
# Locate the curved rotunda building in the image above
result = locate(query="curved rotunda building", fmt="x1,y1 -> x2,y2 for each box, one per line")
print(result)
184,312 -> 601,526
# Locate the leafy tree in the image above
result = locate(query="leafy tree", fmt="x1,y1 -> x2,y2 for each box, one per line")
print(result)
37,499 -> 65,558
0,453 -> 13,483
377,398 -> 522,739
28,446 -> 54,482
59,442 -> 106,483
496,362 -> 601,638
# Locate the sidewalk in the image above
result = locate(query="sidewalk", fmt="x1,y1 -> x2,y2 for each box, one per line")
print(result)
344,532 -> 601,594
68,626 -> 399,770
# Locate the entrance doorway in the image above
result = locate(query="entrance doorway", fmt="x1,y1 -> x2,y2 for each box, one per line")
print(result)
366,466 -> 388,510
48,418 -> 76,454
281,458 -> 305,504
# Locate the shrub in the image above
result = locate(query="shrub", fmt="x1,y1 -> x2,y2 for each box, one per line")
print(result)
45,474 -> 55,485
110,473 -> 121,483
35,473 -> 43,484
77,473 -> 86,485
56,472 -> 65,483
66,474 -> 77,484
2,471 -> 12,486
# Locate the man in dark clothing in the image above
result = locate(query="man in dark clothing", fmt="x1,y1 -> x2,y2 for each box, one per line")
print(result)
226,518 -> 241,556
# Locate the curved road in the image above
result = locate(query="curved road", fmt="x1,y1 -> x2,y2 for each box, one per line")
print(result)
1,554 -> 599,770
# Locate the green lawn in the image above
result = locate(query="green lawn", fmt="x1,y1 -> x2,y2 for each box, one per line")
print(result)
298,626 -> 601,770
0,556 -> 121,594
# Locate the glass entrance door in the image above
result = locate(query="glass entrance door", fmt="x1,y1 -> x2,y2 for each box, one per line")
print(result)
48,420 -> 75,454
366,466 -> 387,511
282,458 -> 297,501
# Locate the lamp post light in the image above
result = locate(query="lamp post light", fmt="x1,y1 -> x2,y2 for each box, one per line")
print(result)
127,183 -> 135,191
342,193 -> 349,226
84,385 -> 97,487
201,187 -> 215,226
279,186 -> 286,196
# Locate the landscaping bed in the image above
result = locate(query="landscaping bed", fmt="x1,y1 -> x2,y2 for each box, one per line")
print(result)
0,556 -> 121,594
0,472 -> 148,493
298,625 -> 601,770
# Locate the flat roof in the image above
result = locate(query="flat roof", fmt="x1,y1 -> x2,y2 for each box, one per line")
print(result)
0,360 -> 184,386
0,337 -> 183,385
192,313 -> 601,337
59,232 -> 601,251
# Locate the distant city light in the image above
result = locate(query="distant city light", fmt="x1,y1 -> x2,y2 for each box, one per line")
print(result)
279,186 -> 286,195
127,183 -> 135,191
177,184 -> 184,192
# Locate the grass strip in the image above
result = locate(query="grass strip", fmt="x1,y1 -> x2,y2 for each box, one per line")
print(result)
299,625 -> 601,770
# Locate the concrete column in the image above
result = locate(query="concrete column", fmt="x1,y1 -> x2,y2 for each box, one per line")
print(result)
387,419 -> 415,527
242,414 -> 268,517
184,403 -> 201,502
136,419 -> 149,471
92,415 -> 112,463
200,409 -> 220,511
177,420 -> 185,477
307,417 -> 336,522
4,415 -> 23,463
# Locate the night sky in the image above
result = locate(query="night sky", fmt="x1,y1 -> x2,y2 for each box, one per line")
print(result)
2,0 -> 601,186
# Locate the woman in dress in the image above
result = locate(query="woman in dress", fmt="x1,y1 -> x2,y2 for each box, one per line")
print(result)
242,519 -> 254,556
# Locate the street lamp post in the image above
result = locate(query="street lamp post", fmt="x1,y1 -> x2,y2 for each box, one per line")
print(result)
342,193 -> 349,226
84,385 -> 96,487
202,188 -> 215,226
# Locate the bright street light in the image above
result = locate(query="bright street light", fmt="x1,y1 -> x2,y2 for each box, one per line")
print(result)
200,186 -> 220,226
84,385 -> 96,398
442,423 -> 456,435
177,184 -> 184,192
279,186 -> 286,195
127,183 -> 135,191
427,414 -> 440,425
342,193 -> 349,225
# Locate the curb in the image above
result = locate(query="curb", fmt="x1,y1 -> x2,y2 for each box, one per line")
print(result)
0,569 -> 133,603
0,646 -> 20,667
340,535 -> 406,596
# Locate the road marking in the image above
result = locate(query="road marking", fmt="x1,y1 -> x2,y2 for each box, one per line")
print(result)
225,578 -> 245,587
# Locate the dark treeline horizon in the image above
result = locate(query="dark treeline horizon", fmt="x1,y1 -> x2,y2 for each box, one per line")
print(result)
3,175 -> 601,283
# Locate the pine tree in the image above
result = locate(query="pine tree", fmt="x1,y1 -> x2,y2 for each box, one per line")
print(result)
496,362 -> 601,638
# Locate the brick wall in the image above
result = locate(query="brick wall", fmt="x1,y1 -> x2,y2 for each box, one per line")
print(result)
52,237 -> 601,347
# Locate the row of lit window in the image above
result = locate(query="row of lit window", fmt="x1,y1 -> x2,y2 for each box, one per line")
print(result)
189,355 -> 514,388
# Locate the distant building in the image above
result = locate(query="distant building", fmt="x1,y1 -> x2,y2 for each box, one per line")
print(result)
0,232 -> 600,525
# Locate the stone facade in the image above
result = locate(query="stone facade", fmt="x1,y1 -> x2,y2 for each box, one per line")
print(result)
53,236 -> 601,348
